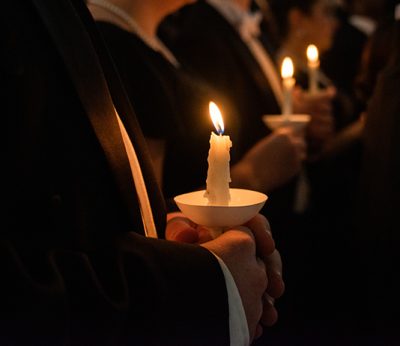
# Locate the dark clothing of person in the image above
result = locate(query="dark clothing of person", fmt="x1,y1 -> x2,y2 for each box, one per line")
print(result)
250,0 -> 281,58
355,17 -> 398,112
320,9 -> 368,99
1,0 -> 230,344
95,22 -> 240,199
159,1 -> 281,152
354,19 -> 400,343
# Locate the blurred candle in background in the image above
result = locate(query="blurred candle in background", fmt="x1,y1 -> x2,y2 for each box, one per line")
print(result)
281,57 -> 295,119
205,102 -> 232,205
307,44 -> 320,94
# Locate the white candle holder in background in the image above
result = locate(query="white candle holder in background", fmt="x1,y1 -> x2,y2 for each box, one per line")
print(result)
174,188 -> 268,239
262,114 -> 310,133
262,113 -> 311,214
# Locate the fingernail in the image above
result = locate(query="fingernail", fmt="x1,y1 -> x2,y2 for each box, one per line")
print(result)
267,296 -> 275,306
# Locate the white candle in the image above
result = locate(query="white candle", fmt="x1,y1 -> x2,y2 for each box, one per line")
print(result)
307,44 -> 320,94
205,102 -> 232,205
281,57 -> 295,119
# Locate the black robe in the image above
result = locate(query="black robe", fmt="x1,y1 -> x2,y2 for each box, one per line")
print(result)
355,19 -> 400,341
1,0 -> 230,344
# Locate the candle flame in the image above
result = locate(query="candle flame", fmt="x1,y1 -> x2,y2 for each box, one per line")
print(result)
307,44 -> 319,63
209,101 -> 224,135
281,57 -> 294,79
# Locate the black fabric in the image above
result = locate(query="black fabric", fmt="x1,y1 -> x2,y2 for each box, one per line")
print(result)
68,0 -> 167,235
320,9 -> 368,127
32,0 -> 144,234
354,19 -> 400,341
1,0 -> 230,344
320,12 -> 368,96
159,1 -> 281,155
96,22 -> 239,199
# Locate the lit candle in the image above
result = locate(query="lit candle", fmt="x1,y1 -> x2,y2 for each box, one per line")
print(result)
281,57 -> 295,119
204,102 -> 232,205
307,44 -> 320,94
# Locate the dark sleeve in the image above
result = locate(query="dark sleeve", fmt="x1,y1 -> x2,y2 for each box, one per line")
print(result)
0,233 -> 230,346
168,30 -> 234,99
98,23 -> 176,139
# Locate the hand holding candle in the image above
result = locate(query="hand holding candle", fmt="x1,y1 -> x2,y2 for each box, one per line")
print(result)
307,44 -> 320,94
281,57 -> 295,119
204,102 -> 232,205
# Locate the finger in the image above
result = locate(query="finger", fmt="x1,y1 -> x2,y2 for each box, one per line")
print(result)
244,214 -> 275,259
261,294 -> 279,327
265,250 -> 285,298
197,226 -> 214,243
166,217 -> 199,243
167,212 -> 197,227
266,268 -> 285,298
256,256 -> 268,289
253,323 -> 264,340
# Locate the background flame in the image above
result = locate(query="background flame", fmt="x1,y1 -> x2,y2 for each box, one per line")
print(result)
281,57 -> 294,79
307,44 -> 319,62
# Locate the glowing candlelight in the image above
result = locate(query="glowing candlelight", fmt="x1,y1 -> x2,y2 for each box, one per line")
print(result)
307,44 -> 320,94
281,57 -> 295,119
204,102 -> 232,205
